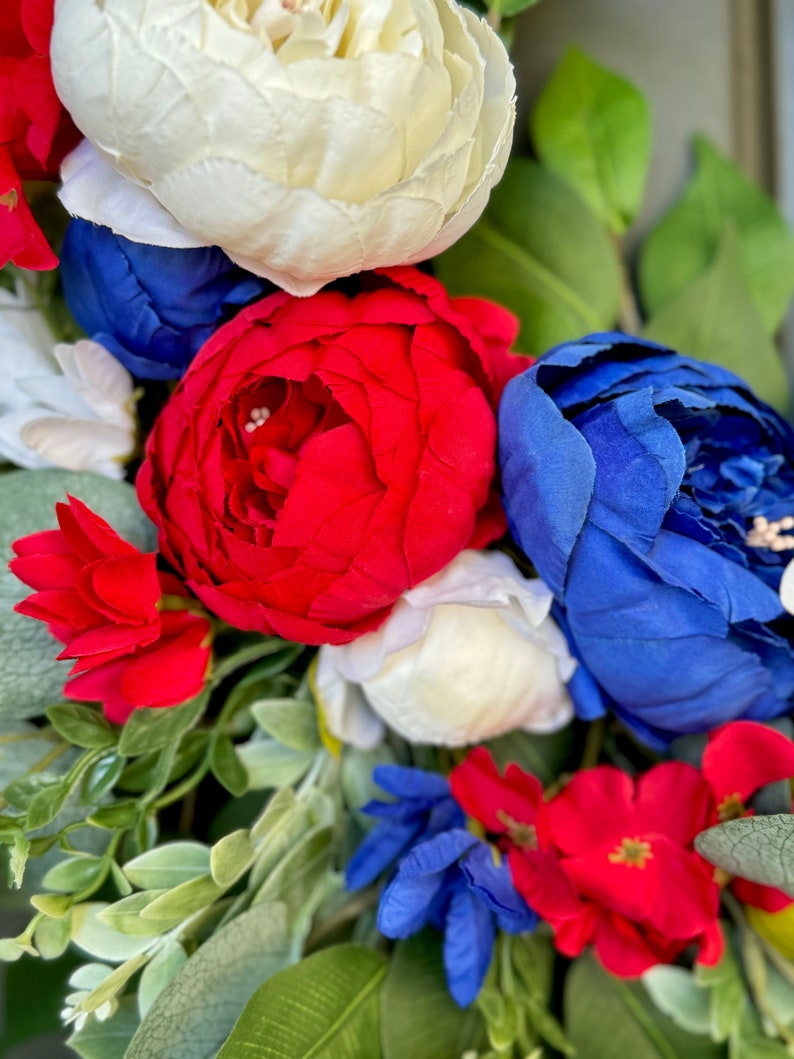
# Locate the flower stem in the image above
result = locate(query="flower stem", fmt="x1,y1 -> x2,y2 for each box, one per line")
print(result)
612,235 -> 642,335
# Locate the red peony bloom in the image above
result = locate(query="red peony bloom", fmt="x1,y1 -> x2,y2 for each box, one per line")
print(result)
0,0 -> 79,269
137,267 -> 523,646
10,496 -> 212,722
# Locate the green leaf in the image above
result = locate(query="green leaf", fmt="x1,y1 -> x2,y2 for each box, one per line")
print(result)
81,951 -> 150,1011
565,955 -> 727,1058
4,771 -> 62,811
0,470 -> 155,720
695,814 -> 794,896
68,996 -> 140,1059
82,751 -> 127,804
217,944 -> 385,1059
96,891 -> 175,937
125,903 -> 293,1059
212,636 -> 300,686
639,135 -> 794,333
381,931 -> 485,1059
139,874 -> 223,922
253,823 -> 334,924
42,855 -> 106,894
211,829 -> 256,888
123,842 -> 212,891
644,226 -> 789,412
486,727 -> 575,787
642,967 -> 712,1037
434,159 -> 621,356
251,699 -> 321,752
138,938 -> 188,1018
34,910 -> 72,958
30,892 -> 73,917
71,903 -> 157,962
210,733 -> 249,796
10,832 -> 30,887
46,703 -> 115,749
26,780 -> 68,829
118,692 -> 209,757
238,738 -> 315,790
530,47 -> 651,233
87,801 -> 140,830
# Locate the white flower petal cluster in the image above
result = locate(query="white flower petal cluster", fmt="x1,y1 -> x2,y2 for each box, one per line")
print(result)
0,288 -> 137,478
315,549 -> 577,749
51,0 -> 515,296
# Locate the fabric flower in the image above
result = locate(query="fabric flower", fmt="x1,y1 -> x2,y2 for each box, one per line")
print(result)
11,495 -> 213,722
499,332 -> 794,747
346,764 -> 536,1006
137,267 -> 521,645
0,287 -> 137,478
1,0 -> 79,268
60,220 -> 268,380
315,549 -> 575,749
50,0 -> 515,295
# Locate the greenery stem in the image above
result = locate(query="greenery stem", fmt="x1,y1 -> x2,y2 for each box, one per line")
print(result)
612,235 -> 642,335
303,886 -> 380,952
579,717 -> 606,770
152,760 -> 210,812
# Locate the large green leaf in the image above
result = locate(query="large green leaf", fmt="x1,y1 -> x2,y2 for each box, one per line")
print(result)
217,945 -> 386,1059
695,814 -> 794,896
380,932 -> 485,1059
530,47 -> 651,233
0,470 -> 155,721
565,955 -> 727,1058
434,159 -> 621,356
639,136 -> 794,333
123,903 -> 293,1059
644,226 -> 789,412
68,998 -> 140,1059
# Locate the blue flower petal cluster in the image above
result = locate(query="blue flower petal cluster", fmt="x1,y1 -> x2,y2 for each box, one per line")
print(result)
60,220 -> 267,380
499,332 -> 794,748
346,765 -> 537,1006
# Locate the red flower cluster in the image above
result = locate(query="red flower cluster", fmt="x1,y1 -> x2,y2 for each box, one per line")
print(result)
1,0 -> 79,269
11,496 -> 212,722
450,722 -> 794,976
137,267 -> 523,646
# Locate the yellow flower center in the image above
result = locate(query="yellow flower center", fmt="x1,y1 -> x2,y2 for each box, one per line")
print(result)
608,837 -> 653,869
496,810 -> 538,851
716,792 -> 746,822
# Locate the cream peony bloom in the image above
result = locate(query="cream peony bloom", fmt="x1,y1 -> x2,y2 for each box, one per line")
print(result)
51,0 -> 515,296
315,550 -> 577,749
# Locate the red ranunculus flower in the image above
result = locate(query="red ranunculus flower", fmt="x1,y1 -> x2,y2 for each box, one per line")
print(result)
1,0 -> 79,269
137,267 -> 522,645
11,496 -> 212,722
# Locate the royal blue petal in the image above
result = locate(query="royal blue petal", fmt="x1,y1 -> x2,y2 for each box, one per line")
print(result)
443,883 -> 496,1008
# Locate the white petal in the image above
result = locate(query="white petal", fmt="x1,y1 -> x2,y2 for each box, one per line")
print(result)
314,647 -> 385,750
0,408 -> 55,469
54,341 -> 136,429
781,561 -> 794,615
20,417 -> 133,478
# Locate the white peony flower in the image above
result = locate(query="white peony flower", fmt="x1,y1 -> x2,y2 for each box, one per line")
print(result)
781,560 -> 794,615
0,288 -> 137,478
315,549 -> 577,749
51,0 -> 515,296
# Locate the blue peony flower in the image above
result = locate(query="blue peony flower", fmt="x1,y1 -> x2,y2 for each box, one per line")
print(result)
346,765 -> 537,1006
60,220 -> 267,380
499,332 -> 794,748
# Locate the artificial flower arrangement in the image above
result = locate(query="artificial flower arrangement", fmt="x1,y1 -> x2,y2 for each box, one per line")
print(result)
3,0 -> 794,1056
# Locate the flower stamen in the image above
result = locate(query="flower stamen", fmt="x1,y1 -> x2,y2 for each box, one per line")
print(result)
496,810 -> 537,850
608,836 -> 653,868
244,406 -> 271,433
716,791 -> 746,822
746,515 -> 794,552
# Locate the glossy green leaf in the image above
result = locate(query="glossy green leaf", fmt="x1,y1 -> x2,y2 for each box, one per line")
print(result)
381,931 -> 485,1059
125,902 -> 293,1059
87,801 -> 140,830
217,944 -> 385,1059
644,226 -> 789,412
251,699 -> 320,752
639,135 -> 794,333
210,733 -> 249,796
123,841 -> 211,891
82,751 -> 127,804
46,703 -> 115,749
695,814 -> 794,896
68,997 -> 140,1059
435,159 -> 621,355
530,47 -> 651,233
118,692 -> 208,757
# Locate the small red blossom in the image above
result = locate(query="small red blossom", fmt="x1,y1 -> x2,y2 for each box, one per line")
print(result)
0,0 -> 80,269
10,496 -> 212,723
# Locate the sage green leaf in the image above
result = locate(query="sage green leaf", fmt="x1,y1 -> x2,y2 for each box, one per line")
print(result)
0,723 -> 61,788
4,771 -> 63,810
251,787 -> 298,842
26,780 -> 68,829
118,692 -> 208,757
530,47 -> 651,233
251,699 -> 320,752
30,892 -> 73,917
238,738 -> 315,790
639,135 -> 794,333
71,903 -> 158,962
210,733 -> 249,796
34,910 -> 72,958
10,832 -> 29,886
642,967 -> 712,1037
42,855 -> 106,894
81,952 -> 150,1012
138,874 -> 223,922
138,939 -> 188,1018
341,745 -> 397,825
0,470 -> 155,721
97,891 -> 175,937
123,842 -> 212,891
253,823 -> 334,923
46,704 -> 115,749
565,955 -> 727,1058
125,902 -> 293,1059
68,997 -> 140,1059
217,944 -> 385,1059
695,814 -> 794,896
694,934 -> 745,1042
211,829 -> 256,888
644,226 -> 789,412
434,159 -> 621,355
381,932 -> 485,1059
88,801 -> 140,830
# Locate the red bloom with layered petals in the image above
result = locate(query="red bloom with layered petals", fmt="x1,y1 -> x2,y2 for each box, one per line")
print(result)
1,0 -> 79,269
11,496 -> 212,722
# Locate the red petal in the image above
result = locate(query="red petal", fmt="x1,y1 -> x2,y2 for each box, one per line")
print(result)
732,878 -> 793,913
544,767 -> 635,855
450,747 -> 542,833
635,762 -> 713,845
703,721 -> 794,807
119,619 -> 211,708
508,846 -> 581,921
593,912 -> 683,977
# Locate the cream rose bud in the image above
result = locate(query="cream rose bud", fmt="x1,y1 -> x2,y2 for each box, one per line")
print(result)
314,550 -> 577,749
51,0 -> 515,297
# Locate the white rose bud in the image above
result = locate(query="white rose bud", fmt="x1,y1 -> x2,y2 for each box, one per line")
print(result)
315,550 -> 577,749
51,0 -> 515,296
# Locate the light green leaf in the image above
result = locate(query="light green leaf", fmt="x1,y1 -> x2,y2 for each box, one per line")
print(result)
71,903 -> 157,963
30,892 -> 73,917
251,699 -> 320,752
125,902 -> 293,1059
68,997 -> 140,1059
123,842 -> 211,891
88,801 -> 140,830
381,931 -> 485,1059
83,751 -> 127,804
434,159 -> 621,356
46,703 -> 115,749
138,939 -> 188,1018
642,967 -> 712,1037
253,823 -> 334,924
251,788 -> 298,842
217,944 -> 385,1059
341,745 -> 397,825
639,135 -> 794,333
42,855 -> 106,894
10,832 -> 30,887
238,738 -> 315,790
81,952 -> 150,1012
4,770 -> 62,810
118,693 -> 208,757
0,470 -> 155,720
138,874 -> 223,922
211,829 -> 256,888
731,1037 -> 791,1058
695,814 -> 794,896
97,891 -> 174,937
565,955 -> 726,1058
210,733 -> 249,796
0,723 -> 61,789
489,0 -> 538,16
33,910 -> 72,958
26,780 -> 68,829
530,47 -> 651,233
644,226 -> 789,412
